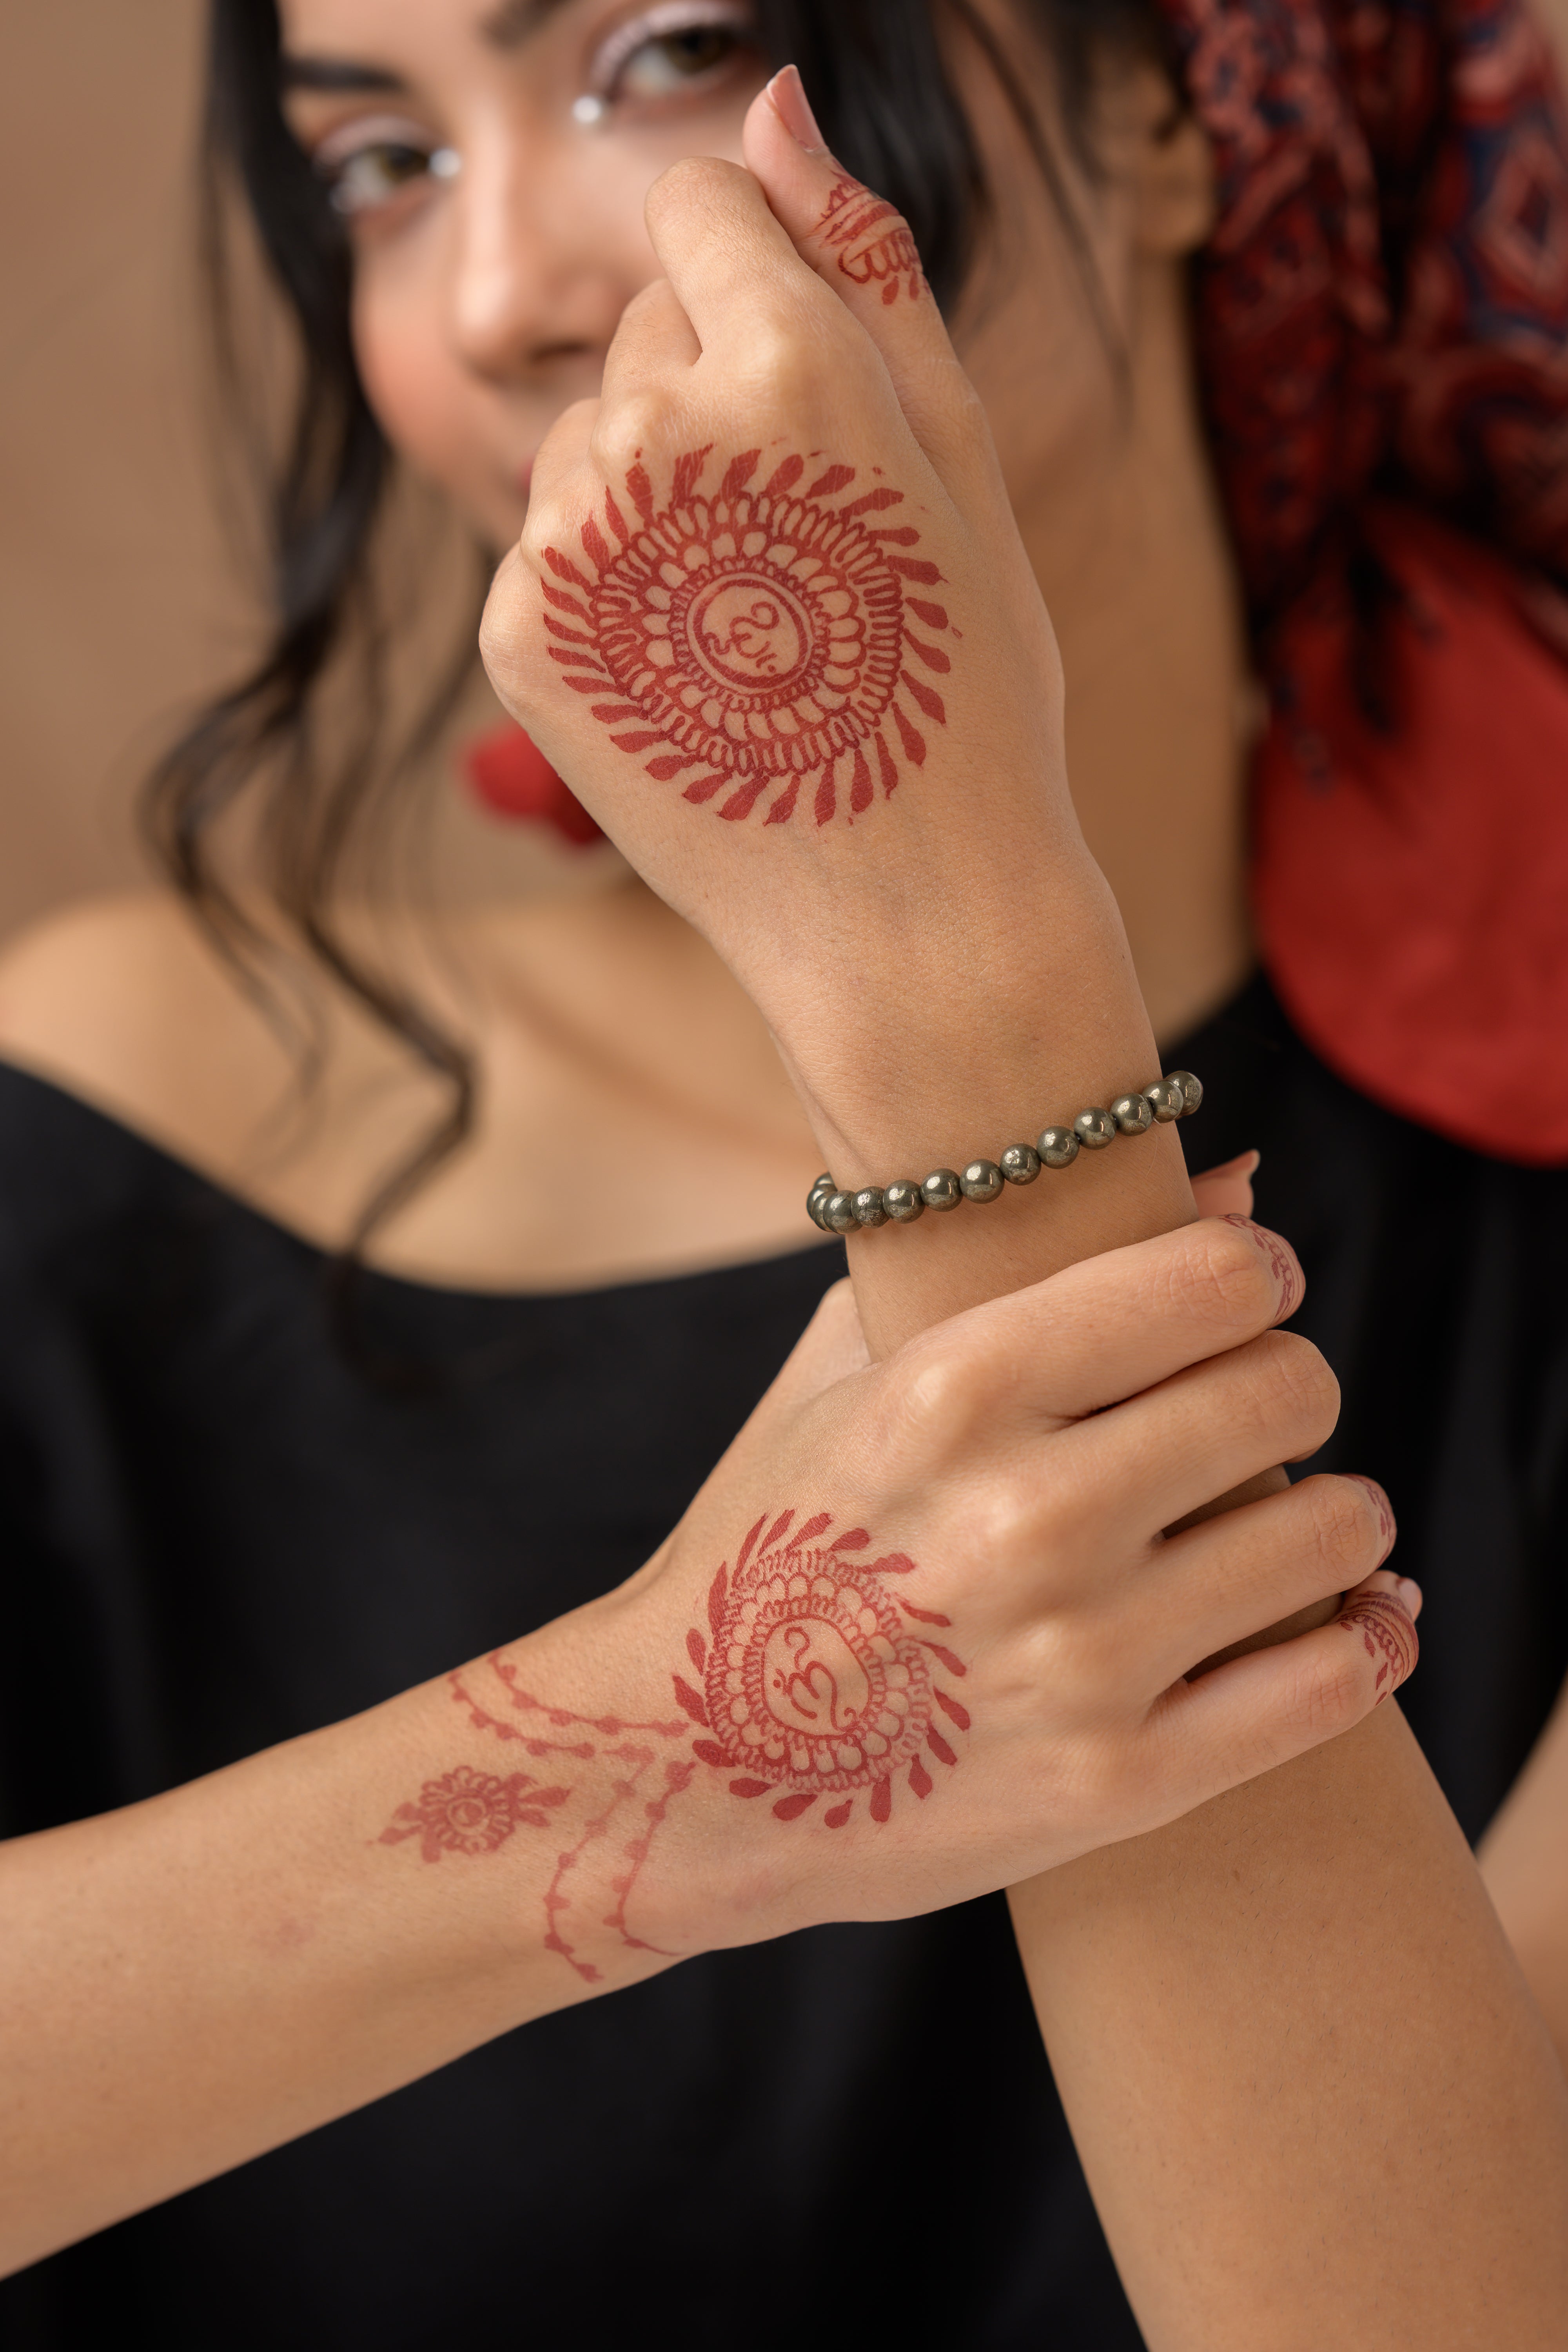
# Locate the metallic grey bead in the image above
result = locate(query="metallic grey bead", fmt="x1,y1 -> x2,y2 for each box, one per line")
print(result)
884,1179 -> 926,1223
1145,1078 -> 1185,1123
1001,1143 -> 1042,1186
806,1177 -> 835,1231
1073,1105 -> 1118,1151
852,1187 -> 889,1228
960,1158 -> 1004,1204
1168,1069 -> 1203,1116
1037,1125 -> 1080,1169
823,1191 -> 860,1234
922,1168 -> 963,1212
1111,1091 -> 1154,1136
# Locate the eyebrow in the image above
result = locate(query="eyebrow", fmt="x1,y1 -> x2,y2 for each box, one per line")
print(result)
479,0 -> 573,52
279,55 -> 410,94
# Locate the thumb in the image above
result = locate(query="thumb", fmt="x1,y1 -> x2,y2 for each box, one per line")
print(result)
741,67 -> 977,465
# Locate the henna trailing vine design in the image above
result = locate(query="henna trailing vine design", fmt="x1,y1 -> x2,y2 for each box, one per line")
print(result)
542,446 -> 954,826
676,1507 -> 968,1827
815,174 -> 926,305
376,1511 -> 965,1979
1337,1592 -> 1418,1703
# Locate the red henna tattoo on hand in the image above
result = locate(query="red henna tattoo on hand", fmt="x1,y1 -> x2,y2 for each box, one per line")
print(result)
542,447 -> 953,828
815,173 -> 926,305
679,1508 -> 968,1828
378,1514 -> 964,1984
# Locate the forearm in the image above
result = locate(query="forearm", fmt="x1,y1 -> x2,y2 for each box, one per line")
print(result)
0,1607 -> 681,2276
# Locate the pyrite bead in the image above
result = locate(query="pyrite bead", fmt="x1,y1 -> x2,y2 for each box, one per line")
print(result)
922,1168 -> 963,1213
1037,1125 -> 1080,1169
852,1187 -> 889,1228
1111,1091 -> 1154,1136
823,1191 -> 860,1234
1145,1078 -> 1184,1123
807,1176 -> 835,1230
1073,1105 -> 1118,1151
960,1158 -> 1004,1203
1001,1143 -> 1042,1185
884,1179 -> 926,1223
1168,1069 -> 1203,1116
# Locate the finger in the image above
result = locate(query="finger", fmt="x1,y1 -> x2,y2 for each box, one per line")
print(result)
1145,1567 -> 1422,1812
1189,1151 -> 1259,1220
888,1215 -> 1305,1456
1049,1329 -> 1341,1552
640,152 -> 846,362
1135,1473 -> 1397,1687
599,276 -> 701,410
741,69 -> 978,460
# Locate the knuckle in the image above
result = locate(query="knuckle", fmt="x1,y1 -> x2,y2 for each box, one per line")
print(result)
1287,1645 -> 1367,1741
1306,1477 -> 1382,1581
1250,1331 -> 1340,1447
883,1333 -> 984,1461
1174,1220 -> 1278,1330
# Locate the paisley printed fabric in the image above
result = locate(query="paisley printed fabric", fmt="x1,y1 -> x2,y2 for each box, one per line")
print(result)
1158,0 -> 1568,1158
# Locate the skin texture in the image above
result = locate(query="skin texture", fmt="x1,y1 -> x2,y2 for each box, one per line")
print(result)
0,0 -> 1565,2332
0,1209 -> 1412,2272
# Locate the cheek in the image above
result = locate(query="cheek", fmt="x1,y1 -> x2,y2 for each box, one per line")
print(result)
354,285 -> 479,490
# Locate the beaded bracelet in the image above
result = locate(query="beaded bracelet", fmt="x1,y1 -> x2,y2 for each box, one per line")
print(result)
808,1070 -> 1203,1233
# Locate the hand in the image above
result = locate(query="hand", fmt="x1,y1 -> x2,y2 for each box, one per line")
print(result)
480,74 -> 1145,1188
377,1214 -> 1415,1982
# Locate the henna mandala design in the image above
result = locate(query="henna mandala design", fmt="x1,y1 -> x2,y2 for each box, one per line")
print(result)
816,174 -> 925,305
1337,1593 -> 1418,1701
543,445 -> 954,826
376,1766 -> 568,1863
675,1508 -> 968,1826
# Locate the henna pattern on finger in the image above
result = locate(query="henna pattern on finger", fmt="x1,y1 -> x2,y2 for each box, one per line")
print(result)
815,174 -> 926,305
1221,1214 -> 1301,1322
1337,1592 -> 1418,1702
681,1508 -> 968,1826
543,446 -> 953,826
377,1511 -> 965,1980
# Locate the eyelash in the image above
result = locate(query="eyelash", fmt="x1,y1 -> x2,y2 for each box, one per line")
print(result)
313,5 -> 759,221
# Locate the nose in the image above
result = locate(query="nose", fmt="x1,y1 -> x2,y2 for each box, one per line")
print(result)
446,122 -> 641,386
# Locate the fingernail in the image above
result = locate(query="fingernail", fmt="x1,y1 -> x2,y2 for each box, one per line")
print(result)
768,64 -> 828,154
1347,1474 -> 1397,1561
1396,1574 -> 1423,1620
1221,1214 -> 1301,1324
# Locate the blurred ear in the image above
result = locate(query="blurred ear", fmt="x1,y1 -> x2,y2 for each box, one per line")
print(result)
1111,58 -> 1218,258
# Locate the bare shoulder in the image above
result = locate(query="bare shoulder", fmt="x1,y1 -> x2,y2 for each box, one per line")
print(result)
0,891 -> 294,1165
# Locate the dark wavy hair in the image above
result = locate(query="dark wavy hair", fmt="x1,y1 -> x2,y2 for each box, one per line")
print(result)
149,0 -> 1169,1264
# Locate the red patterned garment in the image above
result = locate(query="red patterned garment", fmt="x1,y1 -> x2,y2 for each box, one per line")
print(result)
1158,0 -> 1568,1159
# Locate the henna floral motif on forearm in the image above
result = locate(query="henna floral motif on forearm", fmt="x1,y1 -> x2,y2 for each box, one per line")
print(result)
1337,1592 -> 1417,1702
542,446 -> 954,827
815,174 -> 926,305
377,1510 -> 965,1979
376,1766 -> 569,1862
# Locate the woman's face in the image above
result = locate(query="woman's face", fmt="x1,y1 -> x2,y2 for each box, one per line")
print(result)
277,1 -> 1185,568
278,0 -> 770,547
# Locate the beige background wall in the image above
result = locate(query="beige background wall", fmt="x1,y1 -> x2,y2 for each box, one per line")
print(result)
6,0 -> 1568,948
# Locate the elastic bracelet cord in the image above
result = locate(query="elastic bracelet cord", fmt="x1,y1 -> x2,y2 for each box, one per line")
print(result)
808,1071 -> 1203,1234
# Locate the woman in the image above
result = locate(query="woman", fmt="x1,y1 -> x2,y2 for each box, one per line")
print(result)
0,2 -> 1563,2345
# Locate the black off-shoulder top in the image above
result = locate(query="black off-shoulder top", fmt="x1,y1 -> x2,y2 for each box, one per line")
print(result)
3,970 -> 1565,2349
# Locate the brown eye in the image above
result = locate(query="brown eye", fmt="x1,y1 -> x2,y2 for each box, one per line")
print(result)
321,141 -> 436,217
617,25 -> 750,100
